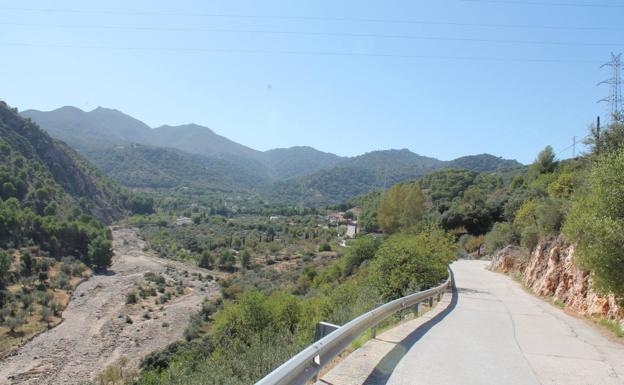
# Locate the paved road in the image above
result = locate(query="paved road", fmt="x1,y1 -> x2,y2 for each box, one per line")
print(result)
321,260 -> 624,385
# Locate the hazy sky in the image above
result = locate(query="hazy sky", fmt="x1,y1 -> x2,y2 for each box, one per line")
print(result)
1,0 -> 622,163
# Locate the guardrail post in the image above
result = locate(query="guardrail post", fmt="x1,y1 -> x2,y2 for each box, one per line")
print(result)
413,302 -> 420,316
314,322 -> 340,342
371,303 -> 382,339
437,292 -> 442,302
428,296 -> 434,308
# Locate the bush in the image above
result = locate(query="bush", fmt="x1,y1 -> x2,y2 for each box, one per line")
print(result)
563,149 -> 624,297
520,225 -> 540,251
53,272 -> 70,290
5,313 -> 25,333
318,243 -> 331,252
198,251 -> 214,269
126,291 -> 138,305
184,313 -> 203,341
39,306 -> 52,322
342,236 -> 378,276
485,222 -> 518,254
89,237 -> 113,271
370,227 -> 456,301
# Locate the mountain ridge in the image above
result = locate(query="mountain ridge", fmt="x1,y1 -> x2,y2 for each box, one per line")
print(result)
22,105 -> 523,206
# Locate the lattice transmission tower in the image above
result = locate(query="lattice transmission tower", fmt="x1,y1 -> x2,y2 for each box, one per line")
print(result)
598,52 -> 623,123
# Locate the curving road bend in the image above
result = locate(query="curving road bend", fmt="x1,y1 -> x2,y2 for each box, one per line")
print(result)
322,260 -> 624,385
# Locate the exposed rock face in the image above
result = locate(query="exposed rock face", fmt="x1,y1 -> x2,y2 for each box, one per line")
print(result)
490,235 -> 623,324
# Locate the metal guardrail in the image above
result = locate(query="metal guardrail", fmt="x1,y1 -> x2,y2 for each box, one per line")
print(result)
255,270 -> 453,385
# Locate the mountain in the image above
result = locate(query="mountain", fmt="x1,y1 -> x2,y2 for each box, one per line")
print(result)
87,144 -> 267,190
0,98 -> 156,272
262,146 -> 344,179
22,105 -> 523,206
21,107 -> 336,181
22,106 -> 152,152
1,102 -> 130,222
151,124 -> 264,161
447,154 -> 522,172
263,150 -> 522,206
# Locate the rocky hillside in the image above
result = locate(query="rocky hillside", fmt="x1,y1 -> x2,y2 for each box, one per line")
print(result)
490,236 -> 623,325
1,101 -> 128,222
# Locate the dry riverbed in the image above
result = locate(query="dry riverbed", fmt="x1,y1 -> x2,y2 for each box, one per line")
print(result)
0,227 -> 218,385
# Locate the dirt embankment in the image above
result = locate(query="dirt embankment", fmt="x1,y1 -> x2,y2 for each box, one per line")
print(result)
0,228 -> 219,385
490,235 -> 623,325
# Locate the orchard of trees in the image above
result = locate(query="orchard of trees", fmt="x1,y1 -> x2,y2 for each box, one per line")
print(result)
131,190 -> 457,385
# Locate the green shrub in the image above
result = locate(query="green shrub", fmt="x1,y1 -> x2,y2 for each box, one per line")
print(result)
485,222 -> 518,254
342,236 -> 378,276
318,243 -> 331,252
370,227 -> 456,301
126,292 -> 138,305
563,149 -> 624,297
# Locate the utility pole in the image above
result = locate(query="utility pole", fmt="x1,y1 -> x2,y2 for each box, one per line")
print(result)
598,53 -> 623,123
596,116 -> 601,154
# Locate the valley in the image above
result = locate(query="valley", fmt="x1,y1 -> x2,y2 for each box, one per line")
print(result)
0,228 -> 218,385
1,3 -> 623,384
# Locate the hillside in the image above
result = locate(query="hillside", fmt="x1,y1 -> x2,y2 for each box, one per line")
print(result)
447,154 -> 523,172
2,102 -> 129,222
87,144 -> 267,190
22,106 -> 522,206
21,107 -> 334,181
151,123 -> 264,162
22,106 -> 152,153
263,146 -> 344,179
264,150 -> 522,206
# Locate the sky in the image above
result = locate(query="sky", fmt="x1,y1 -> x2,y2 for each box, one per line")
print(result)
0,0 -> 622,163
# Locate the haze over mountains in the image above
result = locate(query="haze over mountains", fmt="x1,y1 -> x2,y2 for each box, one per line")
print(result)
22,106 -> 523,205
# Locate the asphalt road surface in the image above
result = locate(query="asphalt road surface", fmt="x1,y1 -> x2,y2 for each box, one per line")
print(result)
322,259 -> 624,385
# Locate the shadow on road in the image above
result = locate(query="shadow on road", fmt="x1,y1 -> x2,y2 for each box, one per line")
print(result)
362,270 -> 458,385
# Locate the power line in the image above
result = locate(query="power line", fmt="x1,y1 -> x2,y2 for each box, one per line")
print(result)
462,0 -> 624,7
1,21 -> 622,48
556,133 -> 591,157
0,6 -> 623,31
0,41 -> 603,64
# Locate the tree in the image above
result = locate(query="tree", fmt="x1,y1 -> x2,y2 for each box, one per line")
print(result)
217,250 -> 235,270
354,190 -> 382,232
198,251 -> 214,269
563,148 -> 624,296
318,243 -> 331,252
378,183 -> 426,234
585,119 -> 624,155
342,236 -> 378,276
39,306 -> 53,327
5,313 -> 25,334
441,187 -> 496,235
0,250 -> 11,288
125,193 -> 154,215
1,182 -> 17,200
240,249 -> 251,270
529,146 -> 556,178
20,250 -> 33,276
89,237 -> 113,271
